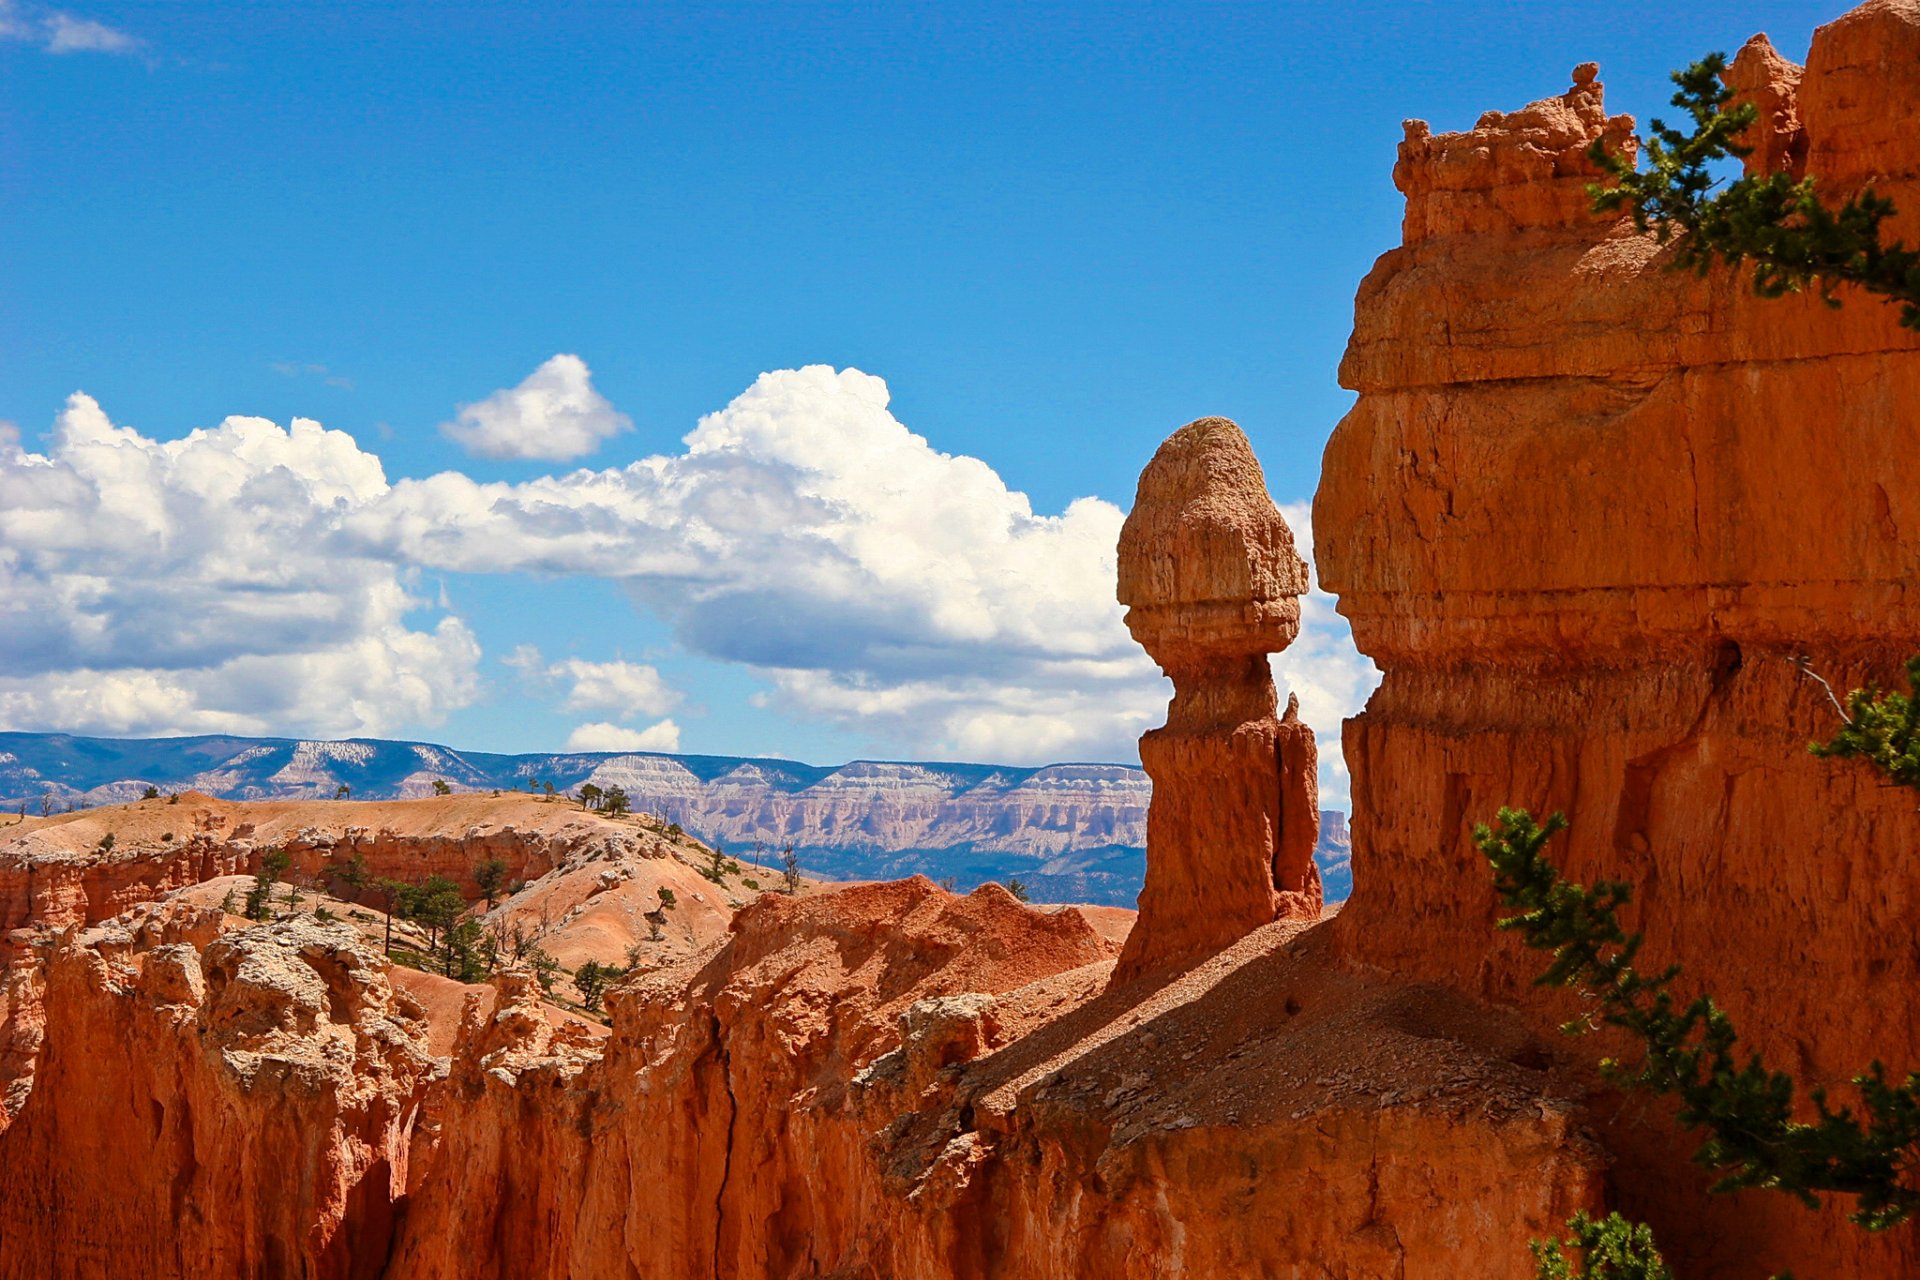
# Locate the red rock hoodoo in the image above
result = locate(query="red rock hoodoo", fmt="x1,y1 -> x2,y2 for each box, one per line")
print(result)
1317,6 -> 1920,1276
1113,417 -> 1321,983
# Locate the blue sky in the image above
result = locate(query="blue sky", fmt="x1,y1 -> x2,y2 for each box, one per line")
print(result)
0,1 -> 1833,792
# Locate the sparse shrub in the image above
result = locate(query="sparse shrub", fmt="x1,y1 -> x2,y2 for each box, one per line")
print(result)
473,857 -> 510,909
334,784 -> 351,800
432,778 -> 452,796
96,833 -> 115,853
1004,877 -> 1031,904
141,785 -> 159,800
574,959 -> 610,1010
314,905 -> 336,924
247,847 -> 291,921
219,888 -> 238,915
167,792 -> 179,805
161,832 -> 174,842
527,945 -> 560,994
743,877 -> 760,892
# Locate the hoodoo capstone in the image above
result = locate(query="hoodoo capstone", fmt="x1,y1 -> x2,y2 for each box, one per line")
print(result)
1112,417 -> 1321,983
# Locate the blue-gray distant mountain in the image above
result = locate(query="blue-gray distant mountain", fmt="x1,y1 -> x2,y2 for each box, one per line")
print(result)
0,731 -> 1351,905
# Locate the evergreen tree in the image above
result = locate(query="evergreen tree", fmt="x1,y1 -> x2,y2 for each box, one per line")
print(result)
473,857 -> 510,909
574,959 -> 610,1010
247,847 -> 291,921
1589,56 -> 1920,328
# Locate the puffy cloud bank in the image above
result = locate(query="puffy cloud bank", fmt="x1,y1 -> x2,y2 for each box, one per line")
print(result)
0,394 -> 478,737
0,364 -> 1378,795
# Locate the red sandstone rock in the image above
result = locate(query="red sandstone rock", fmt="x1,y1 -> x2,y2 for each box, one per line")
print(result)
0,917 -> 433,1279
1316,6 -> 1920,1276
1726,35 -> 1806,178
390,882 -> 1601,1280
1111,417 -> 1320,983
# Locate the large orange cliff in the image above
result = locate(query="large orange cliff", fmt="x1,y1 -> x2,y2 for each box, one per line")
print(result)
1316,3 -> 1920,1275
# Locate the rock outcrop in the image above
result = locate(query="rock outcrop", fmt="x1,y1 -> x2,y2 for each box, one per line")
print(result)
1112,417 -> 1320,982
389,878 -> 1600,1280
0,915 -> 433,1279
1316,7 -> 1920,1276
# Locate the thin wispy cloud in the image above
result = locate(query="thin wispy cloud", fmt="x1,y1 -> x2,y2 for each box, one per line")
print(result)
271,360 -> 356,391
0,1 -> 139,55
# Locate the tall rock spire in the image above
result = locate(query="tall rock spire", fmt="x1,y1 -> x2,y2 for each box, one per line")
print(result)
1111,416 -> 1320,984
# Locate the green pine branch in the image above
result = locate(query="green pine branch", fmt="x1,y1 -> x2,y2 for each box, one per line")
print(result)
1587,55 -> 1920,329
1475,808 -> 1920,1231
1808,655 -> 1920,787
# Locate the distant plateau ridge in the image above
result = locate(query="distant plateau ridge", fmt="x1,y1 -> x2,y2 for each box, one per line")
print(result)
0,731 -> 1352,904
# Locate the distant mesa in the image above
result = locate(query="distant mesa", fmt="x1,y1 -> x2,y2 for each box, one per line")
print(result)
0,730 -> 1353,906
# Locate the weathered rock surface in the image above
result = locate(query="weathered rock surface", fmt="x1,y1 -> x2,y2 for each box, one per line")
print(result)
1316,6 -> 1920,1275
0,915 -> 433,1279
389,882 -> 1601,1280
1112,417 -> 1320,982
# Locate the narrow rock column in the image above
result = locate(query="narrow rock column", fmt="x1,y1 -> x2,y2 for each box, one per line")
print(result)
1111,417 -> 1321,985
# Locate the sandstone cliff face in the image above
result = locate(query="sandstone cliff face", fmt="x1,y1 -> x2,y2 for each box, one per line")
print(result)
0,914 -> 433,1280
1315,7 -> 1920,1275
1112,418 -> 1320,982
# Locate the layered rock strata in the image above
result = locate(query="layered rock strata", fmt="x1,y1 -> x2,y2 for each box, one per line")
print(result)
1112,417 -> 1321,982
1316,7 -> 1920,1275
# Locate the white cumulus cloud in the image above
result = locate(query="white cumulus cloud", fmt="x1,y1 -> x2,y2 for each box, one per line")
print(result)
347,364 -> 1375,792
0,393 -> 481,737
0,368 -> 1378,805
506,646 -> 681,720
565,719 -> 682,753
353,365 -> 1159,764
439,354 -> 632,461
